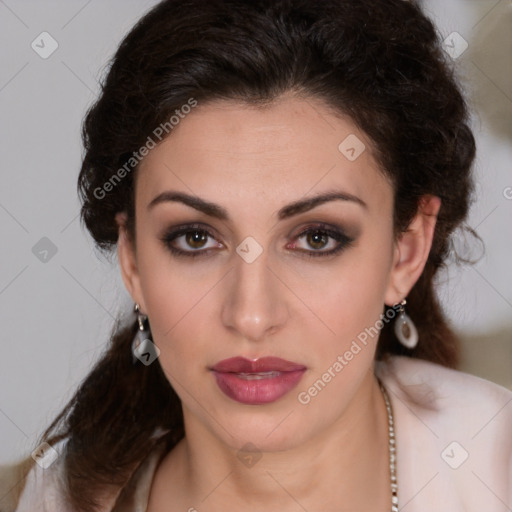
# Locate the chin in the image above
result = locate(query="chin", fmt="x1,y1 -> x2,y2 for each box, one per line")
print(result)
203,401 -> 315,454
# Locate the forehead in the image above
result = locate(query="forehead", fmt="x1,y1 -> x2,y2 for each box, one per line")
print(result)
136,95 -> 392,216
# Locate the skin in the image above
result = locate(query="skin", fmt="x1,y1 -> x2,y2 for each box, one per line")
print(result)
116,93 -> 440,511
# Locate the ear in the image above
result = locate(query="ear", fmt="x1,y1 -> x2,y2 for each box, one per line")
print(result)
116,212 -> 147,312
384,195 -> 441,306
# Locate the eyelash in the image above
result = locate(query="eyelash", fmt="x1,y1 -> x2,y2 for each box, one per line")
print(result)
160,223 -> 354,259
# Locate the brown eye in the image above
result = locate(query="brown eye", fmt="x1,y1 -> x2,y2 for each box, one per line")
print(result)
289,224 -> 355,258
160,224 -> 224,258
185,230 -> 209,249
306,231 -> 329,250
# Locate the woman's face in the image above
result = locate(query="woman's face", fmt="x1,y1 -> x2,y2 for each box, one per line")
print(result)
119,94 -> 404,452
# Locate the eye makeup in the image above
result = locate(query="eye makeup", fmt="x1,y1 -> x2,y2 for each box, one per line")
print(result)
159,221 -> 356,260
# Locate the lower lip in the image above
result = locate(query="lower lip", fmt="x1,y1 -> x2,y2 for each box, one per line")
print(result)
212,370 -> 306,405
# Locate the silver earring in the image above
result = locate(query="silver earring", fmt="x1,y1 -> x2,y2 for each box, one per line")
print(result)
132,303 -> 151,364
394,299 -> 418,349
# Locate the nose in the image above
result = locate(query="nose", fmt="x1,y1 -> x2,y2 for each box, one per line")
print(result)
221,248 -> 289,343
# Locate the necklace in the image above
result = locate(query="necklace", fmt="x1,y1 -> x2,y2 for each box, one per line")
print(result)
378,379 -> 398,512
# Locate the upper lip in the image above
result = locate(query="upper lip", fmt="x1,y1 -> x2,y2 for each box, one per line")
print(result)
211,357 -> 306,373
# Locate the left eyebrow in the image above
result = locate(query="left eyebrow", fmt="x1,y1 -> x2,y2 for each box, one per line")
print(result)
146,189 -> 367,221
277,190 -> 367,220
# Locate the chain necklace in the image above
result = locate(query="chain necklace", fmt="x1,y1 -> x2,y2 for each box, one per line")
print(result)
378,379 -> 399,512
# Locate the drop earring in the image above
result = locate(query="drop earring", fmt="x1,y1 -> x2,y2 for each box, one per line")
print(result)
393,299 -> 418,349
132,303 -> 151,364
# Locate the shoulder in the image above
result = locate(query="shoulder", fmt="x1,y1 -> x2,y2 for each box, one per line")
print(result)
2,434 -> 170,512
0,456 -> 33,512
375,355 -> 512,511
376,354 -> 512,417
376,354 -> 512,442
0,439 -> 71,512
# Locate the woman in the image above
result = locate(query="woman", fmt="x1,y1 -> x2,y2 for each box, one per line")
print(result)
2,0 -> 511,510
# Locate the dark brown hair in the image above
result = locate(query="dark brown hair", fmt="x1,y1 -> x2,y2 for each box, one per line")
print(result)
19,0 -> 476,509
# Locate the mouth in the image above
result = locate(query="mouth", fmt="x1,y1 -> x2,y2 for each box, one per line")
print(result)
210,357 -> 307,405
235,371 -> 282,380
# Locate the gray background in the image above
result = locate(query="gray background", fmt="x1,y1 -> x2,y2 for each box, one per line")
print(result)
0,0 -> 511,464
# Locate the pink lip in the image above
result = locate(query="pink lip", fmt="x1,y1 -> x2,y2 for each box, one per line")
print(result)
210,357 -> 307,405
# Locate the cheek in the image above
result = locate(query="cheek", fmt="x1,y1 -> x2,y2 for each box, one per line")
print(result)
134,243 -> 223,383
310,235 -> 394,349
139,277 -> 211,397
293,239 -> 393,421
135,228 -> 218,329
